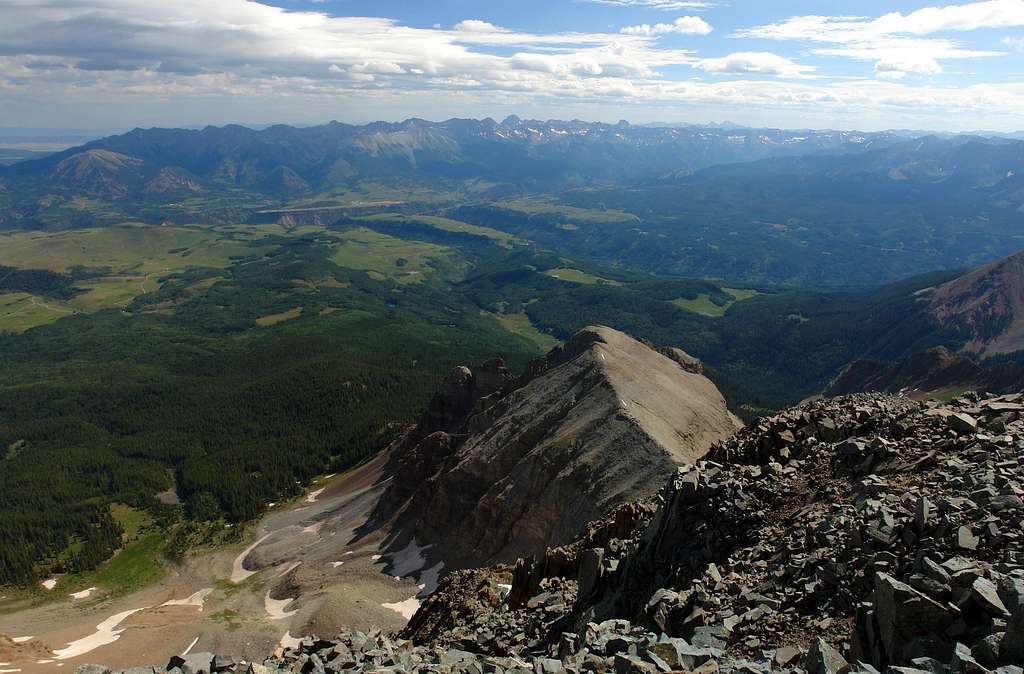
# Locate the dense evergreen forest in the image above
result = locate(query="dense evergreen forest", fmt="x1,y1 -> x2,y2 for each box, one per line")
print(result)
0,231 -> 540,584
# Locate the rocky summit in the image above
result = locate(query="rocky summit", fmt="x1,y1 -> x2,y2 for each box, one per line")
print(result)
372,325 -> 741,568
80,389 -> 1024,674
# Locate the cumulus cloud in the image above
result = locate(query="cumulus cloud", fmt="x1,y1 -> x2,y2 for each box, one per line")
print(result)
736,0 -> 1015,79
693,52 -> 813,77
871,0 -> 1024,34
453,20 -> 508,33
620,17 -> 712,36
2,0 -> 1024,129
0,1 -> 688,88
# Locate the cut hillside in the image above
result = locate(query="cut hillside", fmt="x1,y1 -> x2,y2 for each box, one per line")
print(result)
371,325 -> 742,568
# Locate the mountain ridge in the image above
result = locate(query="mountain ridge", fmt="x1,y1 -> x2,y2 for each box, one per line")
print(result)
371,325 -> 741,569
2,117 -> 908,196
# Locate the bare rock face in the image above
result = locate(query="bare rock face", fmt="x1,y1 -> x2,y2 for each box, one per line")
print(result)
375,325 -> 742,568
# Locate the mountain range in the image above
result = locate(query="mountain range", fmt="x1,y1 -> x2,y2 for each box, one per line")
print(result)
4,118 -> 1023,287
3,117 -> 901,195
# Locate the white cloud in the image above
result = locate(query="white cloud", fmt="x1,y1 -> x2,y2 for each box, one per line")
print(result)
737,1 -> 1016,80
872,0 -> 1024,34
1005,35 -> 1024,49
874,55 -> 943,79
694,52 -> 813,77
2,0 -> 1024,130
621,16 -> 712,36
581,0 -> 714,9
0,1 -> 689,88
453,20 -> 508,33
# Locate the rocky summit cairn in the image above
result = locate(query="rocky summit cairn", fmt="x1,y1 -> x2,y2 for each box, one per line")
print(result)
372,326 -> 741,568
78,390 -> 1024,674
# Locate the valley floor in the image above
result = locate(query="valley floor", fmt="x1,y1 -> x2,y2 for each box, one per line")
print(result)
0,453 -> 425,673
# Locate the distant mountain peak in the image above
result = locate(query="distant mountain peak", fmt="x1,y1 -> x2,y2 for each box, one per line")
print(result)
52,148 -> 144,198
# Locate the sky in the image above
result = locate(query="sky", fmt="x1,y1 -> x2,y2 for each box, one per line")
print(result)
2,0 -> 1024,131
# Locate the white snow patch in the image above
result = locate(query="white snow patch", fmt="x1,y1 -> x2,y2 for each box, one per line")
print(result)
53,607 -> 150,660
161,588 -> 214,611
264,592 -> 298,620
11,638 -> 33,644
276,561 -> 302,578
69,587 -> 97,600
182,635 -> 200,656
343,551 -> 354,556
305,488 -> 326,504
371,554 -> 382,561
279,632 -> 301,650
496,583 -> 512,596
0,668 -> 21,673
230,531 -> 274,583
331,561 -> 345,568
41,578 -> 58,590
381,596 -> 420,620
323,473 -> 336,480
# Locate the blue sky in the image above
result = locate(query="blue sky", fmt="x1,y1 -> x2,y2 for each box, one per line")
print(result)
2,0 -> 1024,130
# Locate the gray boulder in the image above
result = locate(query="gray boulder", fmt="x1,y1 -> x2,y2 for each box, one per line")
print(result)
168,652 -> 214,674
865,573 -> 956,666
805,638 -> 850,674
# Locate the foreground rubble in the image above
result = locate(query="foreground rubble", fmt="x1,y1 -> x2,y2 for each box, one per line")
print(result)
78,392 -> 1024,674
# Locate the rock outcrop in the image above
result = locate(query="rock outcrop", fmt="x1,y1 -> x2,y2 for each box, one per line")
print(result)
373,325 -> 742,568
